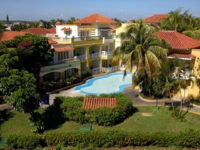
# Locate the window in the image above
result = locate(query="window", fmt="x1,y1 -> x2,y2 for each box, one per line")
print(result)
80,31 -> 89,37
58,51 -> 69,60
101,31 -> 108,38
65,31 -> 71,36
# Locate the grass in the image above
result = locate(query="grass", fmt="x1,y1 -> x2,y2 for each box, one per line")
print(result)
1,106 -> 200,138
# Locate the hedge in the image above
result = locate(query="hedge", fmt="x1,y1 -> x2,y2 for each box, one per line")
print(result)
57,93 -> 134,126
6,130 -> 200,149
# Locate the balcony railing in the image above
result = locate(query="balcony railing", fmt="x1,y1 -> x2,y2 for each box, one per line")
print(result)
91,67 -> 101,74
48,57 -> 77,65
90,52 -> 100,59
102,50 -> 112,55
102,66 -> 119,73
77,55 -> 86,61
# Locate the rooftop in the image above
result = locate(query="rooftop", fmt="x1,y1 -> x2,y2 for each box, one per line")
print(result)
0,31 -> 27,42
144,14 -> 167,23
74,13 -> 116,24
83,97 -> 116,110
155,31 -> 200,50
21,28 -> 54,35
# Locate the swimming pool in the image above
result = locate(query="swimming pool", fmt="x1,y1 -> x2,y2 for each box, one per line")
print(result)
74,72 -> 132,95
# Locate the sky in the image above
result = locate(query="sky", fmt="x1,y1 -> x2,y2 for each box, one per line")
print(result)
0,0 -> 200,21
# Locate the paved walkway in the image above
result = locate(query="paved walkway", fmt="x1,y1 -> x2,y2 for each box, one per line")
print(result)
1,86 -> 200,115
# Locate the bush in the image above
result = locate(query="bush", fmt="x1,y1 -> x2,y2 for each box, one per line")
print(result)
56,93 -> 134,126
6,134 -> 42,149
6,130 -> 200,149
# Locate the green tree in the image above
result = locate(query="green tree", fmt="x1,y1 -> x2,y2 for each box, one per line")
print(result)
41,21 -> 52,28
0,22 -> 6,39
0,54 -> 40,114
161,8 -> 188,32
6,15 -> 9,23
113,20 -> 169,94
66,17 -> 78,24
11,23 -> 28,31
3,33 -> 53,76
29,21 -> 40,28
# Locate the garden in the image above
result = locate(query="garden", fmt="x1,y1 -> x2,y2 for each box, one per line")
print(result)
1,93 -> 200,149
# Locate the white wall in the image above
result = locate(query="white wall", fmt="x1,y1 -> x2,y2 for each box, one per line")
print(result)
56,25 -> 78,38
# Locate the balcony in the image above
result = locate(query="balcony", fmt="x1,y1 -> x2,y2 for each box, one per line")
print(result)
90,52 -> 100,59
102,36 -> 114,44
91,67 -> 101,74
52,36 -> 102,44
102,66 -> 119,73
48,57 -> 79,65
101,50 -> 113,59
76,55 -> 86,61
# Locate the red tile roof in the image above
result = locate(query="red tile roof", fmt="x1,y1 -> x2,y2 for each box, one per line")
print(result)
75,13 -> 116,24
61,27 -> 72,31
144,14 -> 167,23
53,46 -> 74,52
0,31 -> 27,42
48,37 -> 57,45
155,31 -> 200,50
48,28 -> 56,34
21,28 -> 54,35
168,53 -> 196,60
83,98 -> 116,110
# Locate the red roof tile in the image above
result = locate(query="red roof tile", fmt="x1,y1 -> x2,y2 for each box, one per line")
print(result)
48,28 -> 56,34
144,14 -> 167,23
54,46 -> 74,52
155,31 -> 200,50
75,13 -> 116,24
168,53 -> 196,60
61,27 -> 72,31
0,31 -> 27,42
21,28 -> 54,35
48,37 -> 57,45
83,98 -> 116,110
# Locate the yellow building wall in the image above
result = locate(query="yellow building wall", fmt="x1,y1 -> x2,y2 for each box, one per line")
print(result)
116,23 -> 132,35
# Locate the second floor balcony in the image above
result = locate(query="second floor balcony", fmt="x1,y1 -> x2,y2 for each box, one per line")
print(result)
90,52 -> 100,59
52,36 -> 102,44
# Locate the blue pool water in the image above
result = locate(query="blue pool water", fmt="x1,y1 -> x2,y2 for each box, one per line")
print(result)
74,72 -> 132,95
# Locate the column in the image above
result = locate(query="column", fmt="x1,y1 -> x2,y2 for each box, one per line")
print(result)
39,76 -> 43,84
86,46 -> 90,73
78,69 -> 81,76
99,45 -> 102,72
60,72 -> 65,80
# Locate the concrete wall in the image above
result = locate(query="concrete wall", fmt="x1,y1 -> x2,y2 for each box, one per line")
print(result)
56,25 -> 78,38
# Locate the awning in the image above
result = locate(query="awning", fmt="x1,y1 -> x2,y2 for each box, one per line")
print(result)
54,46 -> 74,52
79,28 -> 94,31
61,27 -> 72,31
168,53 -> 196,60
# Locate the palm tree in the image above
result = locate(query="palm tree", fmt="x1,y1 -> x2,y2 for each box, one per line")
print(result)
160,8 -> 188,32
113,20 -> 169,95
66,17 -> 78,24
29,21 -> 40,28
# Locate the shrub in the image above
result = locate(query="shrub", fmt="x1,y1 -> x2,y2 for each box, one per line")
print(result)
6,130 -> 200,149
6,134 -> 42,149
57,93 -> 134,126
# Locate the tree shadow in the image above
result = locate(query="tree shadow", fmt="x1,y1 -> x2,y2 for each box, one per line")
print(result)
42,106 -> 66,130
0,109 -> 14,127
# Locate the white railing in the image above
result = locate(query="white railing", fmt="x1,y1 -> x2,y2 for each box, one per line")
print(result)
90,52 -> 100,59
73,37 -> 86,42
102,66 -> 119,73
48,57 -> 76,64
77,55 -> 86,60
88,36 -> 100,40
91,67 -> 101,74
102,50 -> 112,55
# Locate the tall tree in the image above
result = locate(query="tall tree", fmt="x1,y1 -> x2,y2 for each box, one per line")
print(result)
161,8 -> 188,32
66,17 -> 78,24
3,33 -> 53,76
6,15 -> 9,23
11,23 -> 28,31
113,20 -> 169,95
29,21 -> 40,28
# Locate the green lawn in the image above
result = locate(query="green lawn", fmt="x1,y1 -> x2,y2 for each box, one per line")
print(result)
1,106 -> 200,138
